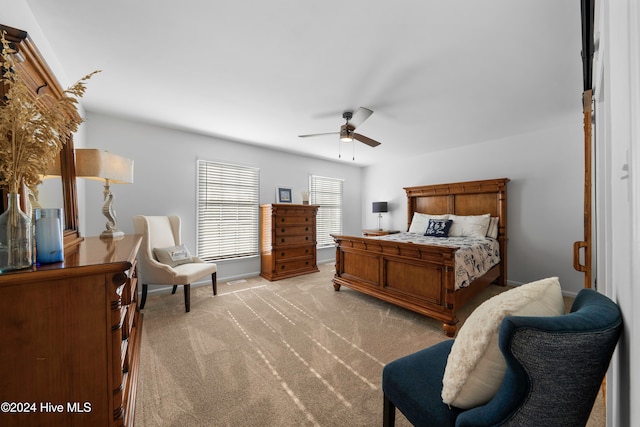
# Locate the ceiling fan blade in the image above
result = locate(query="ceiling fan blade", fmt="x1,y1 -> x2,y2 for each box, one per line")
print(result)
353,133 -> 381,147
349,107 -> 373,129
298,132 -> 339,138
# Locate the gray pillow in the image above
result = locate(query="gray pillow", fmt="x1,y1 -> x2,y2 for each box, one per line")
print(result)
153,244 -> 193,267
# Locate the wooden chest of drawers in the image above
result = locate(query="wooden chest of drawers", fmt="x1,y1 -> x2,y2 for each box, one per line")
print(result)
260,204 -> 319,281
0,235 -> 143,427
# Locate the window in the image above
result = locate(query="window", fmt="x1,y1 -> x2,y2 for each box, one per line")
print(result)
197,160 -> 260,261
309,175 -> 343,247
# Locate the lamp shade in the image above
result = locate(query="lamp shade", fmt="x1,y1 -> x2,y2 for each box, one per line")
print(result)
372,202 -> 388,213
43,153 -> 61,177
75,148 -> 134,184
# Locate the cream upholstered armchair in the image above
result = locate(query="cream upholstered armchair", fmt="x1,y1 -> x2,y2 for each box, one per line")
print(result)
133,215 -> 217,312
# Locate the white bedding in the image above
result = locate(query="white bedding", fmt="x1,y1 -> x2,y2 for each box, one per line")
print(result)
371,232 -> 500,290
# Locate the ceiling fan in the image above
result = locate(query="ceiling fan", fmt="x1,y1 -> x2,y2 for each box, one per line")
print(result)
298,107 -> 382,148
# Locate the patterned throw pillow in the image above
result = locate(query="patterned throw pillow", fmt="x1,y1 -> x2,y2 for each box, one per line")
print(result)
408,212 -> 450,233
153,244 -> 193,267
424,219 -> 453,237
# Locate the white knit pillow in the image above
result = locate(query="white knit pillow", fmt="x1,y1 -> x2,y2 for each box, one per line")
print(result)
441,277 -> 565,409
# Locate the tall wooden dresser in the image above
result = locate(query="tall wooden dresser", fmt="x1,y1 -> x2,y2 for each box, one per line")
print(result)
0,235 -> 143,427
260,204 -> 319,281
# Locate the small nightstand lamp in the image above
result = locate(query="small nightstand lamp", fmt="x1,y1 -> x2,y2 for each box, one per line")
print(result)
372,201 -> 388,231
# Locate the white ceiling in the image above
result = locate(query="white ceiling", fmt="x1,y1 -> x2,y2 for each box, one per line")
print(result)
23,0 -> 583,166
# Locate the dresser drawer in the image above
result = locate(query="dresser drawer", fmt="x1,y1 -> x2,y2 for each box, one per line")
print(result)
275,245 -> 314,260
122,314 -> 138,375
275,225 -> 313,236
274,206 -> 316,216
121,305 -> 130,340
275,234 -> 314,245
275,215 -> 314,225
121,334 -> 129,374
122,263 -> 138,305
121,303 -> 136,341
276,258 -> 316,274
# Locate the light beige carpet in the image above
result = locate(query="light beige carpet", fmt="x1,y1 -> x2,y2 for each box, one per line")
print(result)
134,263 -> 604,426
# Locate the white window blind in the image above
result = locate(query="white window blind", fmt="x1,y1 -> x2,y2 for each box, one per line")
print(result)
309,175 -> 343,247
197,160 -> 259,261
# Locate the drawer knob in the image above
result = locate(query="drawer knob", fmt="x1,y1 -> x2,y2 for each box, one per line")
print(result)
305,236 -> 309,240
281,228 -> 285,232
281,265 -> 286,269
281,252 -> 285,256
281,238 -> 285,243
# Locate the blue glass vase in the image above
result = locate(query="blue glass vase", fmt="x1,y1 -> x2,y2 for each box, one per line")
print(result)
34,208 -> 64,264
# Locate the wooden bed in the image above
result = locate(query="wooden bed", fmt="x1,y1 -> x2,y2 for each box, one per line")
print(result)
332,178 -> 509,336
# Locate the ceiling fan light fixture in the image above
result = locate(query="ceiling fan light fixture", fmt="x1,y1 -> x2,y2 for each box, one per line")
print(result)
340,125 -> 353,142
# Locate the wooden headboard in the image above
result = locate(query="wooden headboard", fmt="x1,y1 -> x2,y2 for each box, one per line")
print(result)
404,177 -> 510,279
404,178 -> 509,229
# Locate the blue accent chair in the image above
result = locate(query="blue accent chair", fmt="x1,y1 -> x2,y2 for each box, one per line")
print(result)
382,288 -> 623,426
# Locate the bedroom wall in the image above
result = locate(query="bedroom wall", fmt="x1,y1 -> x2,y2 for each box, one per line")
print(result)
82,112 -> 363,281
361,114 -> 585,295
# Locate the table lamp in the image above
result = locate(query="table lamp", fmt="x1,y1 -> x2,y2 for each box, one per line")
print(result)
75,148 -> 134,239
372,201 -> 388,231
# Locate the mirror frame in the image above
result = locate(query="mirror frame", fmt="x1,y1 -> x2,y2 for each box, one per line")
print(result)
1,24 -> 82,248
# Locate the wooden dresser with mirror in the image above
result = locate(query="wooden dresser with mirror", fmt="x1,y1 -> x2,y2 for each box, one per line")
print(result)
0,24 -> 143,426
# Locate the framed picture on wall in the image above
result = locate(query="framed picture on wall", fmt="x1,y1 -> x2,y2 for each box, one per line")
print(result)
276,186 -> 293,203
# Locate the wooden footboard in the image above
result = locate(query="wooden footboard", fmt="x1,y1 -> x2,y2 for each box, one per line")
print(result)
332,235 -> 500,337
332,178 -> 508,336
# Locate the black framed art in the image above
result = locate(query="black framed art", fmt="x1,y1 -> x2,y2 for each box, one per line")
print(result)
276,186 -> 292,203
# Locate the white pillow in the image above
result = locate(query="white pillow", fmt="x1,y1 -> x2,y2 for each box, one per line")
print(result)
441,277 -> 565,409
408,213 -> 449,233
486,217 -> 499,239
448,214 -> 491,238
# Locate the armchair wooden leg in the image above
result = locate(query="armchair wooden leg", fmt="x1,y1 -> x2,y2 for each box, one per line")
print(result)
184,284 -> 191,313
171,285 -> 178,294
140,284 -> 148,309
212,272 -> 217,296
383,394 -> 396,427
